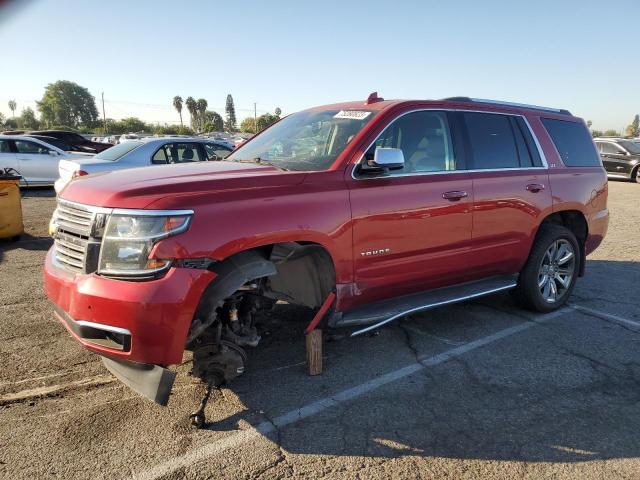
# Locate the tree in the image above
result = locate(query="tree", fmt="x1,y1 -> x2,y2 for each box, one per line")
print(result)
185,96 -> 197,129
225,94 -> 237,132
196,98 -> 208,131
18,107 -> 39,130
0,112 -> 5,128
591,130 -> 603,138
603,129 -> 619,137
37,80 -> 98,128
240,117 -> 256,134
256,112 -> 280,132
8,100 -> 16,118
275,107 -> 282,117
202,111 -> 223,132
586,120 -> 592,129
626,114 -> 640,137
173,96 -> 183,127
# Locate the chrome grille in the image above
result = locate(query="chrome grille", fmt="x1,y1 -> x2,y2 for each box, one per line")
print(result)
53,199 -> 103,273
55,200 -> 93,236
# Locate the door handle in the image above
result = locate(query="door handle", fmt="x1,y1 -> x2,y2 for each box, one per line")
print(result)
526,183 -> 545,193
442,190 -> 468,201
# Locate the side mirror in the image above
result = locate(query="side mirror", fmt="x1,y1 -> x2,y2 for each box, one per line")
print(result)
615,150 -> 627,156
48,150 -> 59,156
370,147 -> 405,170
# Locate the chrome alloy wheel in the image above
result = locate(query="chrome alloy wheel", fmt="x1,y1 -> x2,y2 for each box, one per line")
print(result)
538,239 -> 576,303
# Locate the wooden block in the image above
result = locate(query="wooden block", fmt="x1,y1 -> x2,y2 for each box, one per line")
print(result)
306,329 -> 322,376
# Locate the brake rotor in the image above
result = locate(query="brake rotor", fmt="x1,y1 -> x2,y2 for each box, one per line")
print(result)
191,339 -> 248,386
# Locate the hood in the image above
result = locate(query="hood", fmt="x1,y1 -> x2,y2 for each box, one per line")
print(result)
59,161 -> 307,209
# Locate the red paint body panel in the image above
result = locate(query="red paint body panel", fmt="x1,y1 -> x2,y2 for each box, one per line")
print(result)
44,98 -> 609,367
44,249 -> 215,365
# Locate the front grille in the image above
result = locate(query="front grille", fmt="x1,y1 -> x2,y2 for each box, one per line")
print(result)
53,199 -> 104,273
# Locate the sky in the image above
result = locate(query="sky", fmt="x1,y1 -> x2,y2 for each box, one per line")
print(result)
0,0 -> 637,131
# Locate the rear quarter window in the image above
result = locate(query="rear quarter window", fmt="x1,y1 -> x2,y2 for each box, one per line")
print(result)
541,118 -> 601,167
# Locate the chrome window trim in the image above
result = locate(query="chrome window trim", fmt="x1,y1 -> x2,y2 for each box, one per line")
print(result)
351,108 -> 549,180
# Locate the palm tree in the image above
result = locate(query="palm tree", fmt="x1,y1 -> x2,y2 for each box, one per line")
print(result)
185,97 -> 197,130
196,98 -> 208,131
172,96 -> 183,127
8,100 -> 16,118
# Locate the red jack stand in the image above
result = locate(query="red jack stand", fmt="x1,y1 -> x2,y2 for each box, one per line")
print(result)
305,292 -> 335,376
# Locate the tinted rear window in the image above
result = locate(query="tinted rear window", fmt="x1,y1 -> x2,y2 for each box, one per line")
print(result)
541,118 -> 601,167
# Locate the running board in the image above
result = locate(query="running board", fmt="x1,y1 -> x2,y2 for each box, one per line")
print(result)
337,275 -> 518,337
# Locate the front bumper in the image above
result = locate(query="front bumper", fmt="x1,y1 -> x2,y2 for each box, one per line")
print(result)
44,247 -> 215,366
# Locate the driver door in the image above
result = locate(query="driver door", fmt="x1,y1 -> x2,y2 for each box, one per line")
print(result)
348,110 -> 474,306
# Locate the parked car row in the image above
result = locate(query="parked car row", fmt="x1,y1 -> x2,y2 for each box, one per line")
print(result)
1,130 -> 112,153
0,135 -> 233,189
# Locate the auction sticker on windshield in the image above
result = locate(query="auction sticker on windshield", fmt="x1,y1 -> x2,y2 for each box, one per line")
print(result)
333,110 -> 371,120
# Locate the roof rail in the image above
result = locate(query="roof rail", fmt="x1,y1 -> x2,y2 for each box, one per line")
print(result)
442,97 -> 572,116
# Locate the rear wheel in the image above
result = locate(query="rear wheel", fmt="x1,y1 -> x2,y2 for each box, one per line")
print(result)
633,166 -> 640,184
516,225 -> 579,313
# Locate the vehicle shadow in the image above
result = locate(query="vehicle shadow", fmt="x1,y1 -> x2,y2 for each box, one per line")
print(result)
194,260 -> 640,464
0,232 -> 53,264
20,186 -> 57,198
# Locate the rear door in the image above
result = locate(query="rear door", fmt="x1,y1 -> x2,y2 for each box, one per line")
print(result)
348,110 -> 474,305
461,112 -> 552,276
13,139 -> 60,184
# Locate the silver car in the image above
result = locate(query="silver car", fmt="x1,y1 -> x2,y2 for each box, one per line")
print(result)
55,137 -> 233,193
0,135 -> 92,186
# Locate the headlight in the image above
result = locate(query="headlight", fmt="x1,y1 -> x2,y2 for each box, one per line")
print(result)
98,210 -> 192,278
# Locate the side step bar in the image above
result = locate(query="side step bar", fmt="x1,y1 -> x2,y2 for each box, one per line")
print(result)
337,274 -> 518,337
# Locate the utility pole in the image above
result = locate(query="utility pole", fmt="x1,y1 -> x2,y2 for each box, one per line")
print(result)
254,102 -> 257,134
101,92 -> 106,134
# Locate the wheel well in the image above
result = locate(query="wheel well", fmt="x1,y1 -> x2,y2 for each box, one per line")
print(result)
539,210 -> 588,275
219,242 -> 336,309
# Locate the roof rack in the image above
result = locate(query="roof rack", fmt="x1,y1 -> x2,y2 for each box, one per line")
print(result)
442,97 -> 572,116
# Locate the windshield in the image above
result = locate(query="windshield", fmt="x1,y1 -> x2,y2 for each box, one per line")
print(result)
226,109 -> 378,171
619,140 -> 640,155
95,141 -> 143,161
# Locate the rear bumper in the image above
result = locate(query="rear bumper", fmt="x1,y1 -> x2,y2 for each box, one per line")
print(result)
585,208 -> 609,256
44,247 -> 215,366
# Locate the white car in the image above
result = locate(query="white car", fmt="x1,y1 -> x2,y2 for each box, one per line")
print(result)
0,135 -> 92,186
55,137 -> 233,193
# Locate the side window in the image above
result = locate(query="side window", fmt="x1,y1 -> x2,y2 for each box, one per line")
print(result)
594,142 -> 603,153
361,111 -> 457,175
0,140 -> 11,153
601,142 -> 623,155
463,113 -> 519,169
204,143 -> 232,160
152,146 -> 168,164
161,143 -> 206,163
514,117 -> 543,167
541,118 -> 601,167
14,140 -> 50,154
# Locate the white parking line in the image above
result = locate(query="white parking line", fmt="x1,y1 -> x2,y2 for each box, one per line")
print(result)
133,307 -> 571,480
570,304 -> 640,330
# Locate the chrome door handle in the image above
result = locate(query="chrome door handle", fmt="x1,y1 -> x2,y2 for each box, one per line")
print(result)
526,183 -> 545,193
442,190 -> 468,201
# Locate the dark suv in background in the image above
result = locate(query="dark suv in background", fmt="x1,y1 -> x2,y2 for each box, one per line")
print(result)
594,138 -> 640,182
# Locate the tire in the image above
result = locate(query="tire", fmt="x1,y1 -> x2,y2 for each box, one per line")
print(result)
515,224 -> 580,313
633,166 -> 640,184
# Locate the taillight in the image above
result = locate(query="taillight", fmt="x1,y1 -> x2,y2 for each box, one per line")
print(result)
72,170 -> 89,179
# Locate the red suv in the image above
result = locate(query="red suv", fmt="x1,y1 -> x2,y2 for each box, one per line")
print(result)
44,94 -> 609,407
